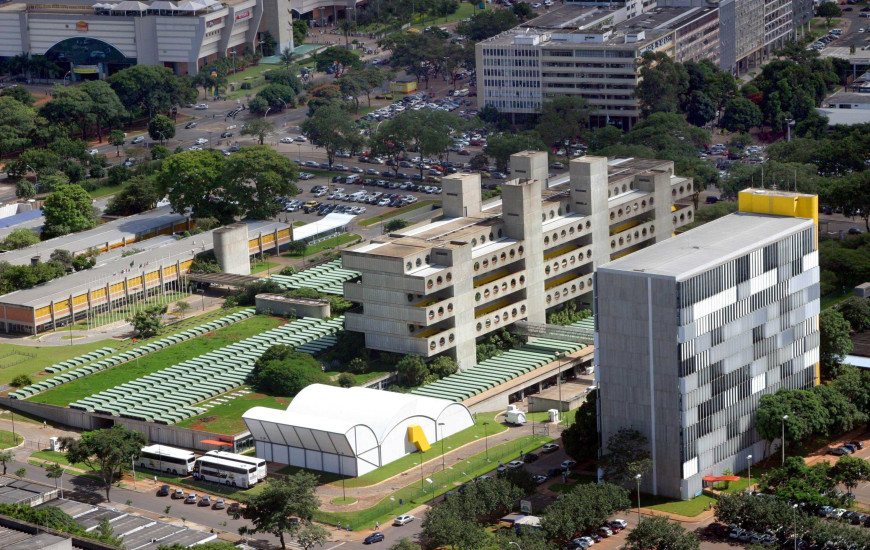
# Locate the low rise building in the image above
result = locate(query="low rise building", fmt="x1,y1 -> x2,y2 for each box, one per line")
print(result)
342,152 -> 696,368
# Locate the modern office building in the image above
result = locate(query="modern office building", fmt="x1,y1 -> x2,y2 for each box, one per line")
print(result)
595,189 -> 820,499
474,5 -> 720,127
342,152 -> 697,368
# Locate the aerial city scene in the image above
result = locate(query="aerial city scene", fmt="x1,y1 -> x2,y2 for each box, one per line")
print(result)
0,0 -> 866,547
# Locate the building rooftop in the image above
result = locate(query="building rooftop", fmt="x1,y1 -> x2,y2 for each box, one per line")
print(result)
614,6 -> 717,30
519,4 -> 620,29
822,92 -> 870,106
816,108 -> 870,126
0,219 -> 289,308
598,212 -> 814,280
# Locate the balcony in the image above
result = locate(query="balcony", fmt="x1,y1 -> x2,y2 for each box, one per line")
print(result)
473,271 -> 526,308
607,219 -> 657,256
415,326 -> 458,356
544,274 -> 592,307
471,240 -> 525,278
414,295 -> 457,326
473,299 -> 529,338
542,245 -> 593,279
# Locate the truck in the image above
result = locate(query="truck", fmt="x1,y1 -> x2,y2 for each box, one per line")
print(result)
505,404 -> 527,425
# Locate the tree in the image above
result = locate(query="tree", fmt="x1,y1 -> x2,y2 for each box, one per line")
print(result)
599,428 -> 652,486
542,482 -> 631,540
832,454 -> 870,494
256,84 -> 297,112
80,80 -> 126,142
686,91 -> 716,127
175,301 -> 191,319
151,145 -> 171,160
45,462 -> 64,488
279,46 -> 297,70
15,179 -> 35,200
221,146 -> 299,220
49,249 -> 75,271
241,118 -> 275,146
109,130 -> 126,157
251,349 -> 331,396
635,52 -> 689,116
1,86 -> 33,106
235,473 -> 321,549
157,150 -> 232,223
562,389 -> 598,461
127,304 -> 167,339
0,451 -> 13,475
10,374 -> 32,387
817,2 -> 842,26
536,96 -> 591,158
148,114 -> 176,142
0,229 -> 40,251
337,372 -> 357,388
421,501 -> 489,550
39,170 -> 70,193
626,516 -> 699,550
312,46 -> 363,73
456,9 -> 518,41
428,356 -> 457,379
485,133 -> 548,172
287,241 -> 308,256
293,19 -> 309,47
396,354 -> 430,387
760,457 -> 836,507
720,97 -> 763,133
343,67 -> 393,108
338,20 -> 356,48
42,184 -> 98,239
512,1 -> 533,19
384,219 -> 412,232
108,65 -> 197,119
59,425 -> 147,501
301,104 -> 364,168
297,525 -> 329,550
40,85 -> 94,140
105,176 -> 160,216
388,538 -> 419,550
756,389 -> 829,452
820,308 -> 853,378
0,96 -> 37,161
837,296 -> 870,332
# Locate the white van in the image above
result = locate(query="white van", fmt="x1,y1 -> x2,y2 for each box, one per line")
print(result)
348,190 -> 366,201
345,174 -> 361,185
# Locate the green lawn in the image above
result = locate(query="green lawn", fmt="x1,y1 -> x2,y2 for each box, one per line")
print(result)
284,234 -> 361,257
174,388 -> 290,435
293,221 -> 308,227
29,315 -> 284,406
31,450 -> 95,472
410,2 -> 478,29
314,434 -> 552,528
0,430 -> 22,449
330,411 -> 509,489
358,201 -> 439,227
0,340 -> 121,387
821,289 -> 851,310
88,183 -> 126,199
640,492 -> 715,517
250,260 -> 280,274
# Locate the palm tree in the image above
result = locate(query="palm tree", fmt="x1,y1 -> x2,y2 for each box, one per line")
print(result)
338,20 -> 356,48
279,46 -> 297,69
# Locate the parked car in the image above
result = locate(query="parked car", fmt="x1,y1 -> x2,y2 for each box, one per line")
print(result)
194,138 -> 208,145
533,475 -> 548,485
220,132 -> 234,138
227,502 -> 241,514
185,121 -> 197,129
523,452 -> 539,463
194,103 -> 209,110
185,493 -> 198,504
364,533 -> 385,544
199,495 -> 211,507
172,489 -> 185,499
561,459 -> 577,470
542,443 -> 560,453
610,519 -> 628,530
507,460 -> 524,470
394,515 -> 415,526
213,499 -> 225,510
279,137 -> 294,143
131,135 -> 145,144
157,485 -> 171,497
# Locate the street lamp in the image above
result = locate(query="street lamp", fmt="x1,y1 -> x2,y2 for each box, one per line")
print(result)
792,504 -> 798,550
438,422 -> 446,472
555,351 -> 566,413
338,451 -> 346,501
509,542 -> 522,550
781,414 -> 789,465
156,131 -> 166,145
25,164 -> 38,191
482,421 -> 489,460
59,464 -> 72,499
747,454 -> 752,493
296,142 -> 302,162
634,473 -> 642,524
264,107 -> 271,119
230,49 -> 237,87
276,98 -> 287,112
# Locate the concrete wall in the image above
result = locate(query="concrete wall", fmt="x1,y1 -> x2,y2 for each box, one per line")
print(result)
510,150 -> 549,187
441,173 -> 482,218
213,223 -> 251,275
502,178 -> 545,323
255,294 -> 330,318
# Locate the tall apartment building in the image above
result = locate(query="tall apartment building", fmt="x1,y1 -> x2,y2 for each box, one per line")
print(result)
475,6 -> 720,127
595,189 -> 820,499
342,153 -> 697,368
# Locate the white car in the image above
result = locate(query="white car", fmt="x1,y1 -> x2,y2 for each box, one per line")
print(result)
194,103 -> 209,110
506,460 -> 524,470
561,459 -> 577,470
532,2 -> 541,6
194,138 -> 208,145
294,135 -> 307,142
280,137 -> 294,144
87,149 -> 100,156
131,135 -> 145,144
542,443 -> 560,453
188,146 -> 203,151
393,515 -> 415,526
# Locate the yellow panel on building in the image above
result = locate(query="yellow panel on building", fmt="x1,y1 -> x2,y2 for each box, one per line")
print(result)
738,189 -> 819,227
73,294 -> 88,306
261,233 -> 275,245
180,260 -> 193,271
110,282 -> 125,294
92,287 -> 107,299
128,276 -> 143,288
390,80 -> 417,94
145,271 -> 160,282
35,306 -> 51,318
278,228 -> 291,239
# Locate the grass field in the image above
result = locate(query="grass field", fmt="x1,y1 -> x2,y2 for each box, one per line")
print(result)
358,201 -> 439,227
409,2 -> 477,29
88,183 -> 126,199
640,492 -> 715,516
821,289 -> 851,310
0,340 -> 122,387
284,234 -> 361,257
29,315 -> 284,407
250,260 -> 280,274
0,430 -> 22,449
329,411 -> 508,489
175,388 -> 289,435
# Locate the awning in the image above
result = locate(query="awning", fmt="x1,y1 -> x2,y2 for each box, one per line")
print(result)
200,439 -> 233,446
702,475 -> 741,482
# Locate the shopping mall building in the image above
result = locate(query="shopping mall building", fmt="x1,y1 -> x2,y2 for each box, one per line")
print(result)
0,0 -> 358,77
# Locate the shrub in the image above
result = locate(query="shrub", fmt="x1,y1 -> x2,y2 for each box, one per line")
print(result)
10,374 -> 32,388
337,372 -> 357,387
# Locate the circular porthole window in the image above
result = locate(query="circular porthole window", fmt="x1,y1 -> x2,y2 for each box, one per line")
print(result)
446,272 -> 452,282
427,280 -> 433,289
430,342 -> 436,351
477,323 -> 482,331
521,305 -> 527,314
449,333 -> 455,343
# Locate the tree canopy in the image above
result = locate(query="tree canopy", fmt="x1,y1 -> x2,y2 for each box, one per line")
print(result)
59,425 -> 147,501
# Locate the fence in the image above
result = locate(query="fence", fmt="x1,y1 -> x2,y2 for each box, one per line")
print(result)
312,434 -> 552,528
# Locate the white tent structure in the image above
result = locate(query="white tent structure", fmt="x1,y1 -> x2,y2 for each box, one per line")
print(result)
242,384 -> 475,476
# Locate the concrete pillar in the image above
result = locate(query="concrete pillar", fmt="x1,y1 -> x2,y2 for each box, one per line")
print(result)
570,156 -> 610,267
501,177 -> 545,323
214,223 -> 252,275
106,283 -> 113,314
509,150 -> 548,187
441,172 -> 482,218
50,300 -> 56,331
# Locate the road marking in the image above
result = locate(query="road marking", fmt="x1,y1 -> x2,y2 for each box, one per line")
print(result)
325,542 -> 347,550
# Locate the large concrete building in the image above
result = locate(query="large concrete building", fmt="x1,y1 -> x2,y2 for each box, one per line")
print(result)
474,6 -> 720,127
595,189 -> 820,499
342,152 -> 697,368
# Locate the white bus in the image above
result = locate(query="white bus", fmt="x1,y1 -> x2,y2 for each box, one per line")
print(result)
137,445 -> 196,475
205,450 -> 267,481
193,456 -> 258,488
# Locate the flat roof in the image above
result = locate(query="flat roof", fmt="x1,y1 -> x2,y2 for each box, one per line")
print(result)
0,219 -> 290,308
817,107 -> 870,126
598,212 -> 814,280
0,205 -> 187,267
520,4 -> 615,29
614,6 -> 716,30
292,213 -> 355,241
823,92 -> 870,105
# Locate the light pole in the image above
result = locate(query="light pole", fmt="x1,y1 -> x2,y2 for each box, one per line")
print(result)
338,451 -> 346,501
781,414 -> 789,465
230,49 -> 236,87
296,142 -> 302,162
420,450 -> 425,489
635,473 -> 642,524
277,98 -> 287,112
131,455 -> 137,489
509,542 -> 522,550
792,504 -> 798,550
25,164 -> 38,191
482,421 -> 489,460
438,422 -> 446,472
59,464 -> 72,499
156,131 -> 166,145
264,107 -> 271,119
747,454 -> 752,493
555,351 -> 566,413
